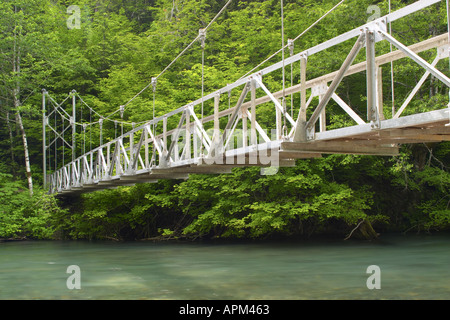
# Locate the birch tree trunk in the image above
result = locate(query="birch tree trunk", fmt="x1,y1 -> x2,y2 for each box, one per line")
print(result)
5,111 -> 16,177
12,4 -> 33,196
15,109 -> 33,196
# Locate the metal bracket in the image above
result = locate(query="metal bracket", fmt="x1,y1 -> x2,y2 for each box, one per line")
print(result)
287,39 -> 294,56
199,28 -> 206,48
248,73 -> 262,89
370,119 -> 381,130
306,126 -> 315,141
311,82 -> 328,97
364,17 -> 387,43
437,44 -> 449,60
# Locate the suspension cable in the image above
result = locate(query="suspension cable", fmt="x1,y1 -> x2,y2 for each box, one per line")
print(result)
89,108 -> 92,152
281,0 -> 287,137
83,124 -> 86,155
48,124 -> 51,173
99,117 -> 103,146
200,28 -> 206,155
155,0 -> 232,82
288,39 -> 294,119
80,94 -> 83,157
49,1 -> 234,134
447,0 -> 450,77
389,0 -> 395,117
102,0 -> 233,121
62,115 -> 65,167
447,0 -> 450,122
239,0 -> 345,80
152,77 -> 157,137
54,109 -> 57,171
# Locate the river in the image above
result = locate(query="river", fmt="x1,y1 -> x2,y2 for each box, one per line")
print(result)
1,233 -> 449,300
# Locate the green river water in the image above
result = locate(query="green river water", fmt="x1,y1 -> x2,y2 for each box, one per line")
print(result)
1,233 -> 449,300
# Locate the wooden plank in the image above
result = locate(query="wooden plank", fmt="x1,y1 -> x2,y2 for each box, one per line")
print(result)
250,80 -> 257,145
152,166 -> 233,174
377,66 -> 384,120
281,141 -> 399,156
385,135 -> 450,142
380,127 -> 450,137
120,173 -> 189,181
278,151 -> 322,159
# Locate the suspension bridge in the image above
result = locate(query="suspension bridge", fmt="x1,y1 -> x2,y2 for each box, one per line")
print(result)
44,0 -> 450,195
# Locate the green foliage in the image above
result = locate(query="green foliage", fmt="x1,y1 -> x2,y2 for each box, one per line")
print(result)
168,163 -> 376,239
0,0 -> 449,240
0,172 -> 66,239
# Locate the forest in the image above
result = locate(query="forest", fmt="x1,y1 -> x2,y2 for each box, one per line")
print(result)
0,0 -> 449,242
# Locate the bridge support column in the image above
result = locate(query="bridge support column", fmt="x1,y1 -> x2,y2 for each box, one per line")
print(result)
250,80 -> 257,146
207,93 -> 222,159
159,116 -> 169,168
71,90 -> 77,187
293,55 -> 308,142
185,108 -> 191,160
366,29 -> 380,129
42,89 -> 47,189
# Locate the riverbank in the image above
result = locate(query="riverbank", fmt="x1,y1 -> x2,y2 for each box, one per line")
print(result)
3,228 -> 448,244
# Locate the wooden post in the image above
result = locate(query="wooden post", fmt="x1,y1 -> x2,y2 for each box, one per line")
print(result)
193,124 -> 198,158
293,55 -> 308,141
186,109 -> 191,159
300,56 -> 307,121
366,29 -> 377,122
107,143 -> 110,172
242,108 -> 248,148
276,99 -> 282,140
129,130 -> 134,173
163,117 -> 167,153
161,116 -> 168,167
213,93 -> 220,156
144,126 -> 149,168
319,95 -> 326,132
250,80 -> 257,145
214,94 -> 220,141
377,66 -> 384,120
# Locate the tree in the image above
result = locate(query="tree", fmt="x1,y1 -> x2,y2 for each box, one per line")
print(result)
0,0 -> 67,194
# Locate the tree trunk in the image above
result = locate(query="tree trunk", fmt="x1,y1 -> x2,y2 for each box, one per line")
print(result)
15,110 -> 33,196
345,219 -> 379,240
12,4 -> 33,196
356,220 -> 379,240
5,111 -> 16,177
